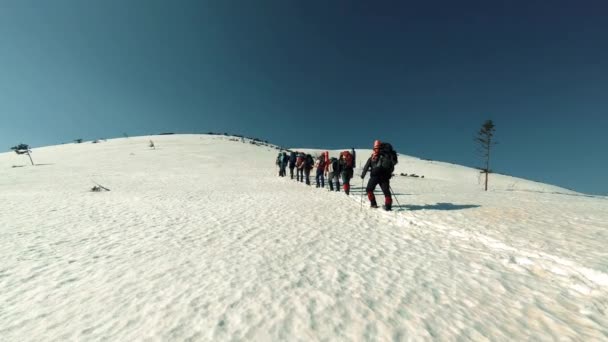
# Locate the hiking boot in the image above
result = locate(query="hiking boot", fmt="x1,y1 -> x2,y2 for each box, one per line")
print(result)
370,204 -> 379,209
382,204 -> 392,211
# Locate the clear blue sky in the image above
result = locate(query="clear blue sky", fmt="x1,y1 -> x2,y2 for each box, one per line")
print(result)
1,0 -> 606,195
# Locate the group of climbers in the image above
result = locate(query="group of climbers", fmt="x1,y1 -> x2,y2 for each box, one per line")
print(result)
276,141 -> 398,211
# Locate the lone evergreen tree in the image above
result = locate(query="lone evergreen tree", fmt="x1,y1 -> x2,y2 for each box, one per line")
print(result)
10,143 -> 34,165
475,120 -> 496,191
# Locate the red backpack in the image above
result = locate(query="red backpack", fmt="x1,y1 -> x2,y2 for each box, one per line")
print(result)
341,151 -> 353,168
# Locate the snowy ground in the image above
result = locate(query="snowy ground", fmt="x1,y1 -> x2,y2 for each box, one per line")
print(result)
1,134 -> 607,341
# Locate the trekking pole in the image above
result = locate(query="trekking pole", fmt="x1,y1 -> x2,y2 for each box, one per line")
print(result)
389,185 -> 401,208
360,176 -> 364,211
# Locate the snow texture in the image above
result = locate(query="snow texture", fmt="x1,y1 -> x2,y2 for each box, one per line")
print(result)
1,134 -> 607,341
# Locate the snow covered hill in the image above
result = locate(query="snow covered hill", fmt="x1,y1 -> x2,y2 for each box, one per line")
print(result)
1,134 -> 607,341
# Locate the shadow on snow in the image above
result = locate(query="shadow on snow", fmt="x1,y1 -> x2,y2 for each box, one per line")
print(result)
393,203 -> 481,211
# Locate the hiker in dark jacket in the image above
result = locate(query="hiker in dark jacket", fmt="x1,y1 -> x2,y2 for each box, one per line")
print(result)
288,151 -> 297,179
275,152 -> 283,177
325,156 -> 340,191
303,154 -> 313,185
361,140 -> 392,210
279,152 -> 288,177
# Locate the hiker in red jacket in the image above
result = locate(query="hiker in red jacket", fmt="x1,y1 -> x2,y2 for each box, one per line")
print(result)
314,155 -> 325,188
339,150 -> 354,195
295,152 -> 305,182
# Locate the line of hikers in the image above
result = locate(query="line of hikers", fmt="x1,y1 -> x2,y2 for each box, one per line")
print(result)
275,140 -> 398,211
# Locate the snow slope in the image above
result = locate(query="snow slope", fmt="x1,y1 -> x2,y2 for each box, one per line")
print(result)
1,134 -> 607,341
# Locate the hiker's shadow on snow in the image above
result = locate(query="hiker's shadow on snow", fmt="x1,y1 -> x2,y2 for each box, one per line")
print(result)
394,203 -> 481,211
349,188 -> 410,196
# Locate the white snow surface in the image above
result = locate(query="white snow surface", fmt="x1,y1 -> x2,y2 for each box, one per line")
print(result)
1,134 -> 607,341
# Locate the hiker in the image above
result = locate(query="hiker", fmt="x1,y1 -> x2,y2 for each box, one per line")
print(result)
326,156 -> 340,191
276,152 -> 282,176
339,150 -> 354,195
279,152 -> 289,177
295,152 -> 305,182
360,140 -> 398,211
288,151 -> 297,179
303,154 -> 314,185
314,155 -> 325,188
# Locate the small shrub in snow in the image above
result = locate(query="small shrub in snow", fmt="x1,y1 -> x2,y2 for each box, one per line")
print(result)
91,183 -> 110,192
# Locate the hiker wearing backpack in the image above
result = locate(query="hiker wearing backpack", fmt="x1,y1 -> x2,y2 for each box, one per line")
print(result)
361,140 -> 398,211
295,152 -> 305,182
279,152 -> 289,177
326,156 -> 340,191
276,152 -> 281,176
288,151 -> 297,179
303,154 -> 314,185
314,155 -> 325,188
339,150 -> 354,195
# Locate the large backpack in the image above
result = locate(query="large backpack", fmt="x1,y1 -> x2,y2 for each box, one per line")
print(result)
317,157 -> 325,170
341,151 -> 353,168
296,153 -> 304,168
305,154 -> 314,170
376,143 -> 398,173
329,157 -> 339,173
289,151 -> 296,165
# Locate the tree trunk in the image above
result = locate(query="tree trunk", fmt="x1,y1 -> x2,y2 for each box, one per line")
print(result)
485,138 -> 491,191
484,170 -> 488,191
26,151 -> 34,165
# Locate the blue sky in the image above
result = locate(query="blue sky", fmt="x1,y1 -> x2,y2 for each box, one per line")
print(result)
1,0 -> 606,195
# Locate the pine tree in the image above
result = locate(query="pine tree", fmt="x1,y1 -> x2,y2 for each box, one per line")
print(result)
475,120 -> 496,191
